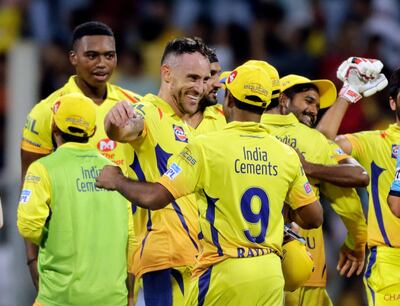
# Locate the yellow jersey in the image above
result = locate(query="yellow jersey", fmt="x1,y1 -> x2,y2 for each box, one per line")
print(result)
261,113 -> 367,287
129,94 -> 225,278
21,76 -> 141,174
192,104 -> 226,136
159,121 -> 317,276
346,124 -> 400,248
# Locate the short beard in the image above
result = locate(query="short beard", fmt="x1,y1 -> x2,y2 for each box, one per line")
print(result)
198,96 -> 217,113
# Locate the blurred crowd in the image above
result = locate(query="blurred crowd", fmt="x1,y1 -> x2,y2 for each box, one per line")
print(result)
1,0 -> 400,305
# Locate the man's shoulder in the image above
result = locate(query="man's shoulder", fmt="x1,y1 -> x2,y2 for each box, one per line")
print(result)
108,84 -> 142,103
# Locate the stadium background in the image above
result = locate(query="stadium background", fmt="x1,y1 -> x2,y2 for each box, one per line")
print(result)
1,0 -> 399,305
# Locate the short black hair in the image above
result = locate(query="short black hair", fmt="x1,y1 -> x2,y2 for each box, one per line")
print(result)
388,68 -> 400,100
71,21 -> 114,48
283,83 -> 319,100
205,46 -> 219,64
161,37 -> 209,64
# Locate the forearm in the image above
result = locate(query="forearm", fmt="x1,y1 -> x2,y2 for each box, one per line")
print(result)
24,239 -> 39,290
387,194 -> 400,217
323,185 -> 367,251
304,162 -> 369,187
316,97 -> 350,140
115,176 -> 174,210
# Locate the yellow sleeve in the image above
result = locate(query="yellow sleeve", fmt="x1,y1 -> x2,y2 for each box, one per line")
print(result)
17,161 -> 51,244
126,202 -> 137,272
21,101 -> 53,154
345,133 -> 364,160
285,156 -> 318,209
158,144 -> 202,199
320,183 -> 367,252
328,140 -> 351,163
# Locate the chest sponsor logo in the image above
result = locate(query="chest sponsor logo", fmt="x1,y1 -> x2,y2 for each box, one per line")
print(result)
97,139 -> 117,152
392,144 -> 399,159
304,182 -> 312,194
19,189 -> 32,204
173,125 -> 188,143
164,162 -> 182,180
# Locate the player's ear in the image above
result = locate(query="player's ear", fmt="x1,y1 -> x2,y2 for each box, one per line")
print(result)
279,93 -> 290,113
69,50 -> 77,66
389,96 -> 396,111
161,64 -> 171,83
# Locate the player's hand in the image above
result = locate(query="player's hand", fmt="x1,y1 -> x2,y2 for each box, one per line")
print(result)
336,243 -> 365,278
106,101 -> 141,128
337,57 -> 383,82
337,57 -> 388,103
95,165 -> 124,190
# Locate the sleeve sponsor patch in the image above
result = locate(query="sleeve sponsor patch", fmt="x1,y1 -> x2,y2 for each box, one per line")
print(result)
19,189 -> 32,204
335,148 -> 345,155
395,167 -> 400,181
164,163 -> 182,180
303,182 -> 312,194
24,173 -> 41,184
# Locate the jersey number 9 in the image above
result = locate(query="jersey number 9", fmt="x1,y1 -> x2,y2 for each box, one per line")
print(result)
241,187 -> 270,244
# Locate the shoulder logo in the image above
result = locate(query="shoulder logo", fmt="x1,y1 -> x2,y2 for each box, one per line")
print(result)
164,162 -> 182,180
392,144 -> 399,159
335,148 -> 345,155
97,139 -> 117,152
173,124 -> 188,143
19,189 -> 32,204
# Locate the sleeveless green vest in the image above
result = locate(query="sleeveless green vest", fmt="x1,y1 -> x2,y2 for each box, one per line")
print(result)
36,144 -> 129,306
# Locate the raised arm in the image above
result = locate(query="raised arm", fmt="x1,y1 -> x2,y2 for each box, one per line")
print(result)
317,57 -> 388,140
105,101 -> 145,143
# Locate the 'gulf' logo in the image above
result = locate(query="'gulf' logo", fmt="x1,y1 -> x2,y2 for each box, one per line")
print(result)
97,139 -> 117,152
173,125 -> 188,143
392,144 -> 399,159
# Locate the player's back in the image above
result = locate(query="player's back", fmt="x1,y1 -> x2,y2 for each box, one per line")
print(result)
189,121 -> 313,274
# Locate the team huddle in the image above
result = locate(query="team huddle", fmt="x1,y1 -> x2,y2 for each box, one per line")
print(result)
16,21 -> 400,306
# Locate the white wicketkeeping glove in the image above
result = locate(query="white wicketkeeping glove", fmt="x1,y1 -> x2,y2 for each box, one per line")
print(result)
337,57 -> 383,82
337,57 -> 388,103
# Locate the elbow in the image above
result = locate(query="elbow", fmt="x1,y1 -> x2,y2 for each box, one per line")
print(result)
303,203 -> 324,229
303,214 -> 323,229
388,195 -> 400,217
356,172 -> 370,188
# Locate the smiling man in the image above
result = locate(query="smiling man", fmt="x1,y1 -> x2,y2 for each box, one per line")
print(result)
104,37 -> 221,306
20,21 -> 141,291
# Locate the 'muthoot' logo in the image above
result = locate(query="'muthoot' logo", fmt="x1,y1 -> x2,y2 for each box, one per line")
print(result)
173,125 -> 188,143
97,139 -> 117,152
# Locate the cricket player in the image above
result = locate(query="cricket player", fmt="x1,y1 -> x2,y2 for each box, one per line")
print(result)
97,62 -> 323,305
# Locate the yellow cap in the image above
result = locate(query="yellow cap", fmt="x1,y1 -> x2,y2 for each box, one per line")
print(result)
281,239 -> 314,292
280,74 -> 337,109
224,64 -> 272,108
52,93 -> 96,137
244,60 -> 280,99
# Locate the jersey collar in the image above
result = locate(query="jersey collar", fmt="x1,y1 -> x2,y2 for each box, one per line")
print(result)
224,120 -> 267,132
261,112 -> 299,126
388,123 -> 400,134
65,76 -> 121,102
58,142 -> 94,150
